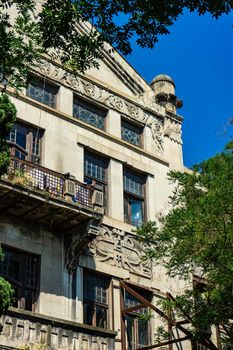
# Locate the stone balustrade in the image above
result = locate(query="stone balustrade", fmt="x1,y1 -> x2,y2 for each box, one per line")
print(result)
0,308 -> 117,350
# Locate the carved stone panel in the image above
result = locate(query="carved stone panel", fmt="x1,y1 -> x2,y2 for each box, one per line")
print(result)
65,219 -> 100,274
85,225 -> 152,277
164,117 -> 182,145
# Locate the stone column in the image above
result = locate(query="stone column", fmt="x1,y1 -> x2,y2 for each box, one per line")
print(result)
107,110 -> 121,138
108,159 -> 124,221
57,86 -> 73,116
112,279 -> 122,350
76,266 -> 84,323
143,125 -> 153,154
145,174 -> 156,222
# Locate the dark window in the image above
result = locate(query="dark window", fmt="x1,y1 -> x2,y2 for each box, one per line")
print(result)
124,169 -> 145,227
7,122 -> 43,163
26,78 -> 58,108
83,272 -> 110,329
0,246 -> 39,311
121,120 -> 142,147
84,153 -> 107,183
84,152 -> 108,211
73,97 -> 106,130
124,288 -> 151,350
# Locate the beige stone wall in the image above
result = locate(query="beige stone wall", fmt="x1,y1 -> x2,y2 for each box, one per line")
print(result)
0,23 -> 194,346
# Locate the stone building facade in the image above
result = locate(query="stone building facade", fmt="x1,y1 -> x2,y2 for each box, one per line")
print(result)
0,24 -> 214,350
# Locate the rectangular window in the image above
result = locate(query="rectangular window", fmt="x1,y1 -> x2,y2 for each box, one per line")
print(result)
121,120 -> 142,147
124,287 -> 151,350
0,246 -> 39,311
7,122 -> 43,163
73,97 -> 106,130
84,152 -> 108,211
124,169 -> 145,227
83,272 -> 110,329
26,78 -> 58,108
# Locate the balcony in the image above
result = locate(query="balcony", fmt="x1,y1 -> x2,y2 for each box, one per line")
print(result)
0,308 -> 117,350
0,156 -> 104,231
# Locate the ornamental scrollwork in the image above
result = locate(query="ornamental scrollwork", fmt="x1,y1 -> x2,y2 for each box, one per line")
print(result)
65,220 -> 100,274
164,118 -> 182,145
35,59 -> 164,153
85,225 -> 152,277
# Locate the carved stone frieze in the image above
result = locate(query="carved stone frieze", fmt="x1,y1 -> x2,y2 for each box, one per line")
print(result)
1,311 -> 115,350
164,118 -> 183,145
65,219 -> 100,274
35,59 -> 164,153
85,225 -> 152,277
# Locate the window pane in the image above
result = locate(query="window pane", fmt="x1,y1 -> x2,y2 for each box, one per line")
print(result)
73,98 -> 106,130
25,290 -> 34,311
125,291 -> 143,310
83,303 -> 94,325
83,273 -> 109,328
84,274 -> 108,304
7,122 -> 43,163
121,120 -> 142,146
84,154 -> 106,182
26,79 -> 57,108
138,319 -> 149,347
124,170 -> 144,197
125,315 -> 135,350
130,199 -> 143,227
0,247 -> 39,311
96,306 -> 107,328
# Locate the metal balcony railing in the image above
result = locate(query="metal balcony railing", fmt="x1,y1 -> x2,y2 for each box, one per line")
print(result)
5,156 -> 94,209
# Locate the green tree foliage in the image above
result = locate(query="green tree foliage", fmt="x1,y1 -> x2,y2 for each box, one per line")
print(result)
137,143 -> 233,348
0,93 -> 16,175
0,247 -> 14,316
77,0 -> 233,55
0,93 -> 16,316
0,0 -> 232,90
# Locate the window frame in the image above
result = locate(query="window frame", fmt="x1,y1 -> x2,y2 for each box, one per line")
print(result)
7,121 -> 44,164
123,168 -> 146,227
84,151 -> 108,213
73,95 -> 107,131
83,270 -> 110,329
26,76 -> 59,108
0,245 -> 40,312
121,118 -> 143,147
123,285 -> 152,350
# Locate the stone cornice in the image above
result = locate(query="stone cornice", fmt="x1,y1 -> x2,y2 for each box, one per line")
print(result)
34,59 -> 170,152
7,89 -> 170,165
13,56 -> 183,149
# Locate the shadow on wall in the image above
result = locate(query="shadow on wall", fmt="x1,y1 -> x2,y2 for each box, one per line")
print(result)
0,214 -> 97,321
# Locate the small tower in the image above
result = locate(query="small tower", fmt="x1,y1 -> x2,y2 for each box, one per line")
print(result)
150,74 -> 183,113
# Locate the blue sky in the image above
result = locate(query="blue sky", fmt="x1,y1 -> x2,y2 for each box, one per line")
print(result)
126,11 -> 233,167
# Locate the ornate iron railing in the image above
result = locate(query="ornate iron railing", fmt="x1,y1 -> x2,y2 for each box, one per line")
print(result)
5,156 -> 94,208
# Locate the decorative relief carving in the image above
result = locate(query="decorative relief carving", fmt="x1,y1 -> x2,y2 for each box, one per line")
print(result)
0,313 -> 113,350
35,60 -> 164,153
65,219 -> 100,274
164,118 -> 182,145
85,225 -> 152,277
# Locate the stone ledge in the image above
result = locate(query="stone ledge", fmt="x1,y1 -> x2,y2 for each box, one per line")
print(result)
5,308 -> 117,339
